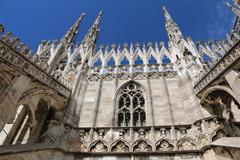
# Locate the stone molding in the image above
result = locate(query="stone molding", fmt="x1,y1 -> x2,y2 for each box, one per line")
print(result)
41,116 -> 230,153
0,35 -> 71,97
194,40 -> 240,95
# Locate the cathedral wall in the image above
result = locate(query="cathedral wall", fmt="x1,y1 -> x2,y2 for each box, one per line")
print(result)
175,73 -> 207,123
74,154 -> 201,160
79,81 -> 100,127
96,80 -> 115,127
165,77 -> 187,125
78,73 -> 206,128
150,77 -> 174,126
0,150 -> 54,160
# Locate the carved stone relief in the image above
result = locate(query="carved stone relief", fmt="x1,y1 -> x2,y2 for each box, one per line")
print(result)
133,140 -> 152,152
156,139 -> 174,151
111,140 -> 129,152
90,140 -> 108,152
177,138 -> 197,151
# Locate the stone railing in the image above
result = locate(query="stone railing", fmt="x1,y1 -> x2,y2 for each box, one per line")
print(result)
194,39 -> 240,95
0,32 -> 71,97
88,63 -> 176,81
43,116 -> 228,153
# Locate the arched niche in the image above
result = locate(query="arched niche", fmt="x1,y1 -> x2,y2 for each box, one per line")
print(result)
200,85 -> 240,121
89,140 -> 108,152
177,137 -> 197,151
27,98 -> 57,143
11,88 -> 67,144
110,139 -> 129,152
155,139 -> 174,151
132,138 -> 152,152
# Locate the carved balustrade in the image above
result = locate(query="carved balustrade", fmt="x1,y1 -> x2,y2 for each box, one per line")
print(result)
88,64 -> 176,82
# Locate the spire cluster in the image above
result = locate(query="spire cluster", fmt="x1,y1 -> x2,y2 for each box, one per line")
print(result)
60,13 -> 85,48
27,3 -> 240,83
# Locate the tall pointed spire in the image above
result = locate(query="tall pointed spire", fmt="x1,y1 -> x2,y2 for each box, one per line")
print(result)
63,11 -> 103,127
47,13 -> 85,72
60,13 -> 85,48
81,11 -> 103,48
225,0 -> 240,17
163,6 -> 183,47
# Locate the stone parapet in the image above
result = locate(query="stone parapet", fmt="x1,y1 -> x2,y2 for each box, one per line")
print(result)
0,33 -> 71,97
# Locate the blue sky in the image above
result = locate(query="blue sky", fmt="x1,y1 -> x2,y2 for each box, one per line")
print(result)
0,0 -> 236,51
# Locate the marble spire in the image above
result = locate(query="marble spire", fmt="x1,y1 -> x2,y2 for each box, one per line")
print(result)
81,11 -> 103,48
60,13 -> 85,48
163,6 -> 184,47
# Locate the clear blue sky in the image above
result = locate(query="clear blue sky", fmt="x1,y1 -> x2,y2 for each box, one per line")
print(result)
0,0 -> 236,51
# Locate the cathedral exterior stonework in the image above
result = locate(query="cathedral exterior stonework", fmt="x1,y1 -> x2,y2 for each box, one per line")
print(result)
0,2 -> 240,160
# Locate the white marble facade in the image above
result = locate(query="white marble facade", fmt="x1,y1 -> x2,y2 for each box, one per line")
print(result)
0,3 -> 240,160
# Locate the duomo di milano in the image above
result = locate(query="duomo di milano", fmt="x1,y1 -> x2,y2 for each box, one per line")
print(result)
2,0 -> 240,160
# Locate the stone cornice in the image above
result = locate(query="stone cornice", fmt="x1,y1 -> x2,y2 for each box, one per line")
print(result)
194,40 -> 240,96
0,39 -> 71,98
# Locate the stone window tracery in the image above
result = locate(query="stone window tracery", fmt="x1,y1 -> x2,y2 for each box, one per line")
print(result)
117,82 -> 146,127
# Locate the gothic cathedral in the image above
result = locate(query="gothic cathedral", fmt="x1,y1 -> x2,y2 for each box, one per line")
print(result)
0,1 -> 240,160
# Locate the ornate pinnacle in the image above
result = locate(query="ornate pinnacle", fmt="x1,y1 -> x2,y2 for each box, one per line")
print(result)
61,13 -> 85,47
163,6 -> 183,47
163,6 -> 172,21
81,11 -> 103,48
225,0 -> 240,17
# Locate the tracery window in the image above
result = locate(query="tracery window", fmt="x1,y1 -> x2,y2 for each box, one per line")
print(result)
117,82 -> 146,127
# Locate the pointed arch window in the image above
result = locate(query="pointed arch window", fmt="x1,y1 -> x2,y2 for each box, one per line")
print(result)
117,82 -> 146,127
